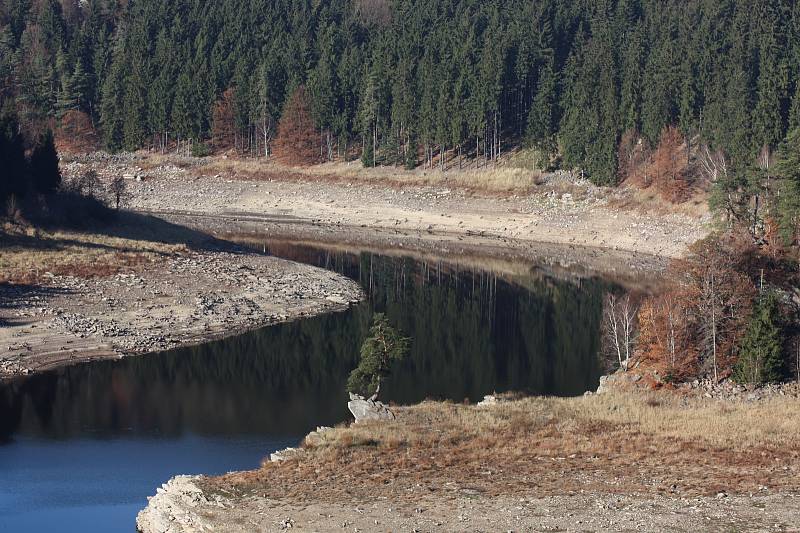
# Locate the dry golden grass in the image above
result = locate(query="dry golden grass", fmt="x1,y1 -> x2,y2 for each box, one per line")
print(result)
576,392 -> 800,449
612,183 -> 710,218
198,156 -> 545,193
0,224 -> 188,284
216,392 -> 800,503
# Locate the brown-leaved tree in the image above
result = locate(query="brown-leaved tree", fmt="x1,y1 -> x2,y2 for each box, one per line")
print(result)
273,86 -> 322,166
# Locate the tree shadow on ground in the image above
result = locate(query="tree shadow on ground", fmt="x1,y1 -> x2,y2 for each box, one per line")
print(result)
88,210 -> 235,252
0,210 -> 247,257
0,283 -> 74,327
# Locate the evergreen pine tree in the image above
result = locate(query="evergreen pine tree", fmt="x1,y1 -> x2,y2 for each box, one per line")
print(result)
0,103 -> 30,203
752,10 -> 789,151
346,313 -> 410,401
29,129 -> 61,195
122,60 -> 149,150
56,65 -> 80,117
789,84 -> 800,132
527,58 -> 557,162
100,37 -> 126,150
70,61 -> 91,113
774,128 -> 800,243
734,291 -> 785,385
171,71 -> 202,140
0,27 -> 15,86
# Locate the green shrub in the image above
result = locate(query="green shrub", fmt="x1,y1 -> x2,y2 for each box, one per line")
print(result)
191,142 -> 211,157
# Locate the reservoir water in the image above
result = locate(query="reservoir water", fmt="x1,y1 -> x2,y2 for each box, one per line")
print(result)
0,242 -> 611,532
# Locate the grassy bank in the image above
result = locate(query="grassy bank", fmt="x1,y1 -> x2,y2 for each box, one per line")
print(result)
213,391 -> 800,502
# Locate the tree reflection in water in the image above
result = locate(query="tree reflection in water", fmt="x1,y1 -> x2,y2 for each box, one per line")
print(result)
0,245 -> 610,442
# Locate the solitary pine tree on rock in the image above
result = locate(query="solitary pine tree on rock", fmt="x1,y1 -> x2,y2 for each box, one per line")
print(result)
347,314 -> 410,401
734,291 -> 784,385
30,129 -> 61,195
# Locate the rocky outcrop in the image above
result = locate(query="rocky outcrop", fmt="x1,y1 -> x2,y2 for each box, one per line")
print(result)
596,369 -> 648,394
347,393 -> 395,422
136,475 -> 212,533
303,426 -> 334,447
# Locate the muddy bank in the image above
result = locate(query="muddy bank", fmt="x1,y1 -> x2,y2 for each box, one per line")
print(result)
0,248 -> 362,379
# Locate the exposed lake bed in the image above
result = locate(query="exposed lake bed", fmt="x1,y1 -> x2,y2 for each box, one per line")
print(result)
1,239 -> 624,531
0,224 -> 363,380
2,170 -> 795,532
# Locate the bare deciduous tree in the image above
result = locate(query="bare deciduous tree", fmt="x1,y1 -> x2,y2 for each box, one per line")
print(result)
602,293 -> 639,372
699,145 -> 745,227
698,144 -> 728,185
108,176 -> 131,210
65,169 -> 102,198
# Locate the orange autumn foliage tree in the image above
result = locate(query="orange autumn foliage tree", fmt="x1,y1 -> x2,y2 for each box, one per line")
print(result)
637,293 -> 696,380
636,233 -> 757,382
273,86 -> 322,166
617,128 -> 651,185
56,110 -> 99,153
617,125 -> 694,203
649,125 -> 690,202
211,87 -> 236,150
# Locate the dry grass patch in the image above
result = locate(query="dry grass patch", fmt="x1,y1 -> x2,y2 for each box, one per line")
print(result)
610,184 -> 710,218
197,157 -> 544,194
215,392 -> 800,504
0,224 -> 188,284
574,392 -> 800,449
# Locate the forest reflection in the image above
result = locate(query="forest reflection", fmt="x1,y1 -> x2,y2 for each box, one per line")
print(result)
0,245 -> 610,443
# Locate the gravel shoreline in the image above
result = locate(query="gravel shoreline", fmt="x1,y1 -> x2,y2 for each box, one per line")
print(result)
137,475 -> 800,533
0,247 -> 363,380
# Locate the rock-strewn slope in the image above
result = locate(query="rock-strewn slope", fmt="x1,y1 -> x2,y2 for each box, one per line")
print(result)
64,152 -> 710,262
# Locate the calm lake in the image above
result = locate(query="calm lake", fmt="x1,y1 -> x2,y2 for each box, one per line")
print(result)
0,242 -> 612,532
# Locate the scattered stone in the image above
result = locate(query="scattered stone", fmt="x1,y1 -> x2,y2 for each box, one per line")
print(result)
270,447 -> 299,463
477,394 -> 500,407
304,426 -> 333,447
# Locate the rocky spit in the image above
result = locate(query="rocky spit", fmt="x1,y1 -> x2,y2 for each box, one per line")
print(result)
0,250 -> 363,379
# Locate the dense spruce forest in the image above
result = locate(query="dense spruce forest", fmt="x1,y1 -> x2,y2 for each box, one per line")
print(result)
1,0 -> 800,185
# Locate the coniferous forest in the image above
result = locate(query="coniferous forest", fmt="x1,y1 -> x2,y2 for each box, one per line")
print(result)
1,0 -> 799,185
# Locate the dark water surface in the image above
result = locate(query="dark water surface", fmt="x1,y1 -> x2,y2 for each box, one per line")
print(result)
0,243 -> 611,532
